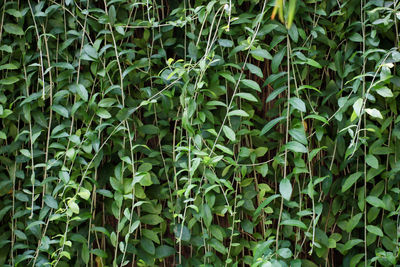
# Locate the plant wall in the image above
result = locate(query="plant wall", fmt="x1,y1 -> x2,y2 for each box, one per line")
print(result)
0,0 -> 400,266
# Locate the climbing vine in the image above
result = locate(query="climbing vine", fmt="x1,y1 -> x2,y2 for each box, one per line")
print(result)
0,0 -> 400,266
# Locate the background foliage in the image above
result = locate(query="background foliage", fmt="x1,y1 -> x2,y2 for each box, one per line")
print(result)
1,0 -> 400,266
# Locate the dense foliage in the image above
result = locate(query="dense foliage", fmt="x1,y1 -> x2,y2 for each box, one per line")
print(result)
1,0 -> 400,266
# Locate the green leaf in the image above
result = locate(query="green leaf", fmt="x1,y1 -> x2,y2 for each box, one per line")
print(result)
228,109 -> 249,117
209,238 -> 226,254
78,188 -> 91,200
266,86 -> 286,103
26,220 -> 45,231
285,141 -> 307,153
287,0 -> 297,29
280,178 -> 292,200
68,200 -> 80,214
0,76 -> 20,85
254,194 -> 280,217
139,125 -> 159,134
241,79 -> 261,92
96,108 -> 112,119
350,254 -> 364,267
271,48 -> 286,73
218,39 -> 233,47
366,154 -> 379,169
236,92 -> 258,102
110,232 -> 117,247
141,215 -> 164,225
256,163 -> 269,177
52,105 -> 69,118
215,144 -> 234,155
365,108 -> 383,119
141,238 -> 155,255
241,219 -> 253,234
375,87 -> 393,97
6,9 -> 22,18
281,219 -> 307,229
44,195 -> 58,209
174,224 -> 191,241
246,63 -> 263,78
353,98 -> 363,117
289,127 -> 307,145
188,42 -> 197,59
0,63 -> 18,70
342,172 -> 362,193
366,225 -> 383,237
4,23 -> 24,35
222,125 -> 236,141
108,5 -> 116,25
349,32 -> 363,42
345,213 -> 362,232
250,48 -> 273,60
366,196 -> 386,209
0,45 -> 12,53
289,97 -> 306,112
155,245 -> 175,258
82,244 -> 89,264
70,84 -> 88,102
203,203 -> 212,227
219,72 -> 236,84
278,248 -> 293,259
260,116 -> 285,136
98,98 -> 117,107
83,44 -> 98,60
90,249 -> 108,258
306,58 -> 322,68
342,239 -> 363,251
